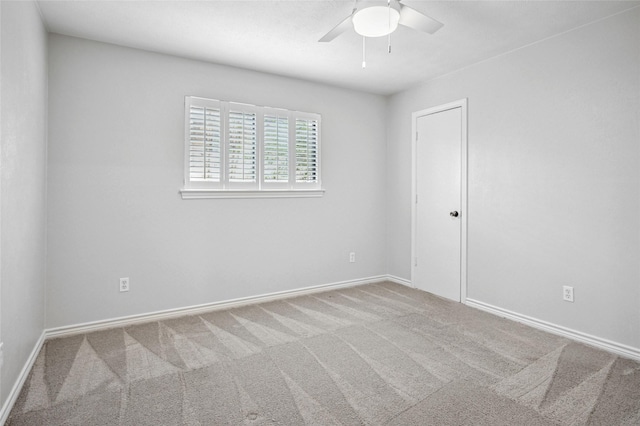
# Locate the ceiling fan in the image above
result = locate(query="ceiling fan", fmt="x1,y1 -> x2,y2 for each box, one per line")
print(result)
319,0 -> 443,43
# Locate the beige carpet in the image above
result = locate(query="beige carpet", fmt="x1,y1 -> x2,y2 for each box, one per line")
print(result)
7,282 -> 640,425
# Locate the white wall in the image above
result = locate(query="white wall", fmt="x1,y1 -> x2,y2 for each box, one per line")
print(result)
46,35 -> 387,328
387,8 -> 640,349
0,0 -> 48,406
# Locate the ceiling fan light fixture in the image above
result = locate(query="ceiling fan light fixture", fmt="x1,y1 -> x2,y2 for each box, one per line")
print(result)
352,6 -> 400,38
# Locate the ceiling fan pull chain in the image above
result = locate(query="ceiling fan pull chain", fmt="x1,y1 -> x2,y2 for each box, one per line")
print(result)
388,0 -> 392,53
362,36 -> 367,68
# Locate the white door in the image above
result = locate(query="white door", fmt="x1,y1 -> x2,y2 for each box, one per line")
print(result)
413,101 -> 466,302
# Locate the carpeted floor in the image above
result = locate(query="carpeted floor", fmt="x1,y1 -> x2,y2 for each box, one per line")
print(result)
7,282 -> 640,425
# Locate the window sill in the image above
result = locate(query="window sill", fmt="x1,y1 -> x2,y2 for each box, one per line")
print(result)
180,188 -> 325,199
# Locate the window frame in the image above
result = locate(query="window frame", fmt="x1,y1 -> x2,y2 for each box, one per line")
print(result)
181,96 -> 323,199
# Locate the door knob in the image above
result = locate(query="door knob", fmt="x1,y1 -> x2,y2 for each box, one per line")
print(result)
450,211 -> 459,217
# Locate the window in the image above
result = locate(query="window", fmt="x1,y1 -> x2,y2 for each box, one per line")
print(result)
263,112 -> 289,183
187,98 -> 222,185
182,97 -> 323,199
295,116 -> 320,184
227,107 -> 257,185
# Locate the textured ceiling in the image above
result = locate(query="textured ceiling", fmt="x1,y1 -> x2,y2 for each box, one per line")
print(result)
37,0 -> 640,95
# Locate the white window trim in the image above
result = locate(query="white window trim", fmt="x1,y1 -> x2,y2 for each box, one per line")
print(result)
180,188 -> 326,199
181,96 -> 323,199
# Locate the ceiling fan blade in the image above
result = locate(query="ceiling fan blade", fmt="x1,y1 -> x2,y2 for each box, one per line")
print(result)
319,14 -> 354,42
398,4 -> 443,34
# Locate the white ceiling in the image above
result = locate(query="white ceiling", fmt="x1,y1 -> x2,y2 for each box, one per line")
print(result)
37,0 -> 640,95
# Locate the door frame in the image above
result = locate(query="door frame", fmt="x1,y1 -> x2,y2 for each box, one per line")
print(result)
411,99 -> 468,303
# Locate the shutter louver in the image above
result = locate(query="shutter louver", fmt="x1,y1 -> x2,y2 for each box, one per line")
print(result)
228,110 -> 257,183
295,118 -> 319,183
189,105 -> 221,182
264,114 -> 289,182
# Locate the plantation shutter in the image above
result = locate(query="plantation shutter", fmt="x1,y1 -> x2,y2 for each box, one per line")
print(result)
263,111 -> 289,184
183,96 -> 321,195
228,107 -> 257,185
186,97 -> 222,187
295,115 -> 320,186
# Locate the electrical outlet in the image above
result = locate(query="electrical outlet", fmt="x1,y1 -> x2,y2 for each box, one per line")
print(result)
349,252 -> 356,263
563,285 -> 574,302
120,277 -> 130,292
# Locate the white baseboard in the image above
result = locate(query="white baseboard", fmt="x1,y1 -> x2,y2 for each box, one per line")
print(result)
386,275 -> 413,287
383,276 -> 640,362
466,298 -> 640,362
0,331 -> 46,426
46,275 -> 390,339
